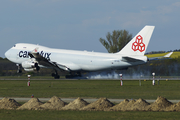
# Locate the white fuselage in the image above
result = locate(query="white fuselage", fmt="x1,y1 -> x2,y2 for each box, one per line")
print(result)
5,43 -> 147,72
5,26 -> 155,75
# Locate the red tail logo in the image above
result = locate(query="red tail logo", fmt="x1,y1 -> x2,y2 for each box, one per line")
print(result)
132,35 -> 145,52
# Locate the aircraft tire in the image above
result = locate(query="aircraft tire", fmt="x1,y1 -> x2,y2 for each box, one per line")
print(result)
55,75 -> 60,79
51,73 -> 55,77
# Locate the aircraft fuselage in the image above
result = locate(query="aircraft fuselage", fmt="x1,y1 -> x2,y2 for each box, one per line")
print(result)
5,43 -> 147,72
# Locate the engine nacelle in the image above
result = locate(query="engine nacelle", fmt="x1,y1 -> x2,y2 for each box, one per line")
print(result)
22,60 -> 40,71
24,68 -> 36,71
22,61 -> 35,69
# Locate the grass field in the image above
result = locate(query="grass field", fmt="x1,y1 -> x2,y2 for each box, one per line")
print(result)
0,79 -> 180,100
1,79 -> 180,119
1,51 -> 180,119
145,51 -> 180,58
0,110 -> 179,120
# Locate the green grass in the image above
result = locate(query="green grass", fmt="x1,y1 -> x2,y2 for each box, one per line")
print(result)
146,52 -> 169,58
170,52 -> 180,58
0,79 -> 180,100
146,51 -> 180,58
0,76 -> 53,79
0,110 -> 180,120
1,79 -> 180,120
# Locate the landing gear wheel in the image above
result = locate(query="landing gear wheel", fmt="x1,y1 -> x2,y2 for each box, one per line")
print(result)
65,72 -> 82,79
54,75 -> 60,79
51,73 -> 56,77
51,71 -> 60,79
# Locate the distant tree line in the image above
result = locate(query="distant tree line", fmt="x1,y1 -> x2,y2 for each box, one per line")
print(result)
145,51 -> 166,55
0,58 -> 54,76
145,49 -> 180,55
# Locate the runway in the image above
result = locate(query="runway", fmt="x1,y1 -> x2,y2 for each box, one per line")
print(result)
1,77 -> 180,80
0,97 -> 179,103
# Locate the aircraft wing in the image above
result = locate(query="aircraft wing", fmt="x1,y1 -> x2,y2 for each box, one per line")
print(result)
28,50 -> 70,72
148,52 -> 173,61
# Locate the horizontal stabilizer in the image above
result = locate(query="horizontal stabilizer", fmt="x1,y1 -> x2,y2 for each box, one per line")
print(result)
122,57 -> 145,62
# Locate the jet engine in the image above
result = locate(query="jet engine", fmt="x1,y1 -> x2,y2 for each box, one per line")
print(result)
21,59 -> 40,71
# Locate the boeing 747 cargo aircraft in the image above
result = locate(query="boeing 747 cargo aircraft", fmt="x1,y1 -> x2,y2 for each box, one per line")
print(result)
5,25 -> 172,78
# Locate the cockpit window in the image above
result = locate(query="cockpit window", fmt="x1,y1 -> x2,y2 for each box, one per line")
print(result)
13,45 -> 16,47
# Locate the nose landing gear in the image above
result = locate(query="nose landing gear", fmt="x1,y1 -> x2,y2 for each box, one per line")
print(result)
16,64 -> 22,73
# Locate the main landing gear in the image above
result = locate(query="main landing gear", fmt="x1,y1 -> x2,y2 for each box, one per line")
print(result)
51,71 -> 82,79
65,72 -> 82,79
51,71 -> 60,79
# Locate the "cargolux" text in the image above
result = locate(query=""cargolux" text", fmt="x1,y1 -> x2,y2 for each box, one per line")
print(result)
19,51 -> 51,59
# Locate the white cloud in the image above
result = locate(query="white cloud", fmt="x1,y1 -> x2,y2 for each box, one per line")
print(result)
172,2 -> 180,7
110,1 -> 180,28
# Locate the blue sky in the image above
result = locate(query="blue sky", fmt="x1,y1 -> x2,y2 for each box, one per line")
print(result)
1,0 -> 180,57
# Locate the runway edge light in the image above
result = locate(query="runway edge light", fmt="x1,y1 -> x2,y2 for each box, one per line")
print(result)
27,75 -> 31,86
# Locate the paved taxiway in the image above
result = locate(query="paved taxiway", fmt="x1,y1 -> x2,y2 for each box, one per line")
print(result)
0,97 -> 179,103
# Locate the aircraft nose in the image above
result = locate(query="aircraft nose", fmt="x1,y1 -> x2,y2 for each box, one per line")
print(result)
5,49 -> 11,59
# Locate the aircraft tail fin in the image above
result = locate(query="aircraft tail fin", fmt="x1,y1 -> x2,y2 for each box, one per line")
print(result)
117,25 -> 155,56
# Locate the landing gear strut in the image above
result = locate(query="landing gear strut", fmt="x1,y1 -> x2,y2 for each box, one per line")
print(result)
51,70 -> 60,79
16,64 -> 22,73
35,63 -> 40,71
